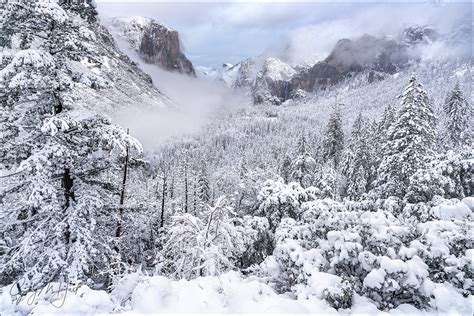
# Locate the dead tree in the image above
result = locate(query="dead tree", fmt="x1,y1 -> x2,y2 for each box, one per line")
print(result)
183,156 -> 189,213
158,160 -> 168,228
115,129 -> 130,249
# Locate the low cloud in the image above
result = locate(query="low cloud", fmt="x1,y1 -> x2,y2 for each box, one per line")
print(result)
108,25 -> 248,149
283,2 -> 470,65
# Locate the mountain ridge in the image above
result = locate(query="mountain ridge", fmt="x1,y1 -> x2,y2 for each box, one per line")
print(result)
199,23 -> 470,105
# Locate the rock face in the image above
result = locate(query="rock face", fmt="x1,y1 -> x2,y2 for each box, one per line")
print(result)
223,58 -> 257,89
252,58 -> 296,105
251,29 -> 441,105
325,35 -> 409,74
111,17 -> 195,76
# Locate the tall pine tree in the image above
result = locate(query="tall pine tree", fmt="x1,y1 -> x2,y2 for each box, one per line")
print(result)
197,164 -> 211,206
291,132 -> 316,188
443,82 -> 471,148
322,103 -> 344,167
342,113 -> 370,199
376,76 -> 435,198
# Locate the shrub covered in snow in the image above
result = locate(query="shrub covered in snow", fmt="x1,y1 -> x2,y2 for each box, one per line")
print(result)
160,197 -> 246,279
257,193 -> 473,311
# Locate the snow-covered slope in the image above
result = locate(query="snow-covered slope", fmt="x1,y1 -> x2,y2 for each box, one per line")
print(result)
63,24 -> 171,113
0,3 -> 170,115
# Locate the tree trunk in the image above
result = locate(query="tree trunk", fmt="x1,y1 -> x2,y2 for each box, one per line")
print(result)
193,178 -> 197,213
160,174 -> 166,228
115,129 -> 130,250
62,168 -> 75,208
170,177 -> 174,199
184,162 -> 188,213
62,168 -> 75,244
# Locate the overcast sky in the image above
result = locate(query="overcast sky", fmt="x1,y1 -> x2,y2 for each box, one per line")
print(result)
96,1 -> 471,68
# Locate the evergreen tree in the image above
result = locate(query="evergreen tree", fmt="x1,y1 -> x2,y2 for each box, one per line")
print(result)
291,133 -> 316,188
365,119 -> 380,191
368,104 -> 396,190
58,0 -> 98,23
373,104 -> 396,162
315,162 -> 339,199
322,104 -> 344,167
376,76 -> 436,198
342,113 -> 370,199
0,0 -> 142,290
197,165 -> 211,206
443,82 -> 471,148
280,154 -> 292,184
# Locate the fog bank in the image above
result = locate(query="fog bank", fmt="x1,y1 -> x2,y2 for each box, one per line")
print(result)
106,23 -> 249,149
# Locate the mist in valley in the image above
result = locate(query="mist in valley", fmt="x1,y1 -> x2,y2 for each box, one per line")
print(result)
107,23 -> 249,149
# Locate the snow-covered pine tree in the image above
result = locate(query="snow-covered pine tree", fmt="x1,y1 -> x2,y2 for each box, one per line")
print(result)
342,113 -> 370,199
280,154 -> 292,184
315,162 -> 339,199
291,133 -> 316,188
376,75 -> 436,198
372,104 -> 396,164
58,0 -> 97,23
322,103 -> 344,167
0,0 -> 142,291
197,164 -> 211,206
365,120 -> 380,192
443,82 -> 471,148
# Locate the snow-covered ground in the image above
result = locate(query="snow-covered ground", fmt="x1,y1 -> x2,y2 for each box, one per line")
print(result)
2,270 -> 471,314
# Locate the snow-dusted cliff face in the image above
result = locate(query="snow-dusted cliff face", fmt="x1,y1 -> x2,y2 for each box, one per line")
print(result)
223,59 -> 257,89
111,17 -> 195,76
252,58 -> 297,105
196,59 -> 257,92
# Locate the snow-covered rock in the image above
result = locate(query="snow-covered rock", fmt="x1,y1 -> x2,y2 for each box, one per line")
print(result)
111,16 -> 195,76
221,58 -> 257,89
252,57 -> 296,105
